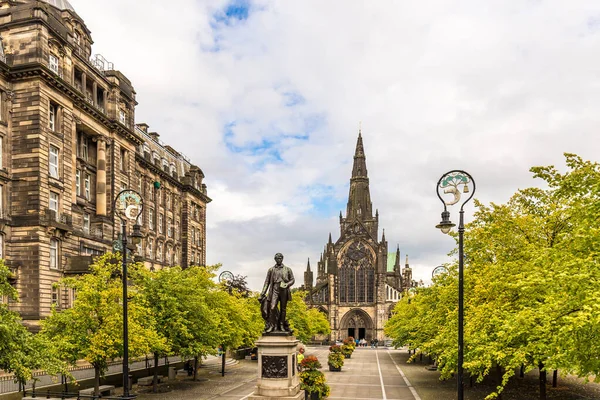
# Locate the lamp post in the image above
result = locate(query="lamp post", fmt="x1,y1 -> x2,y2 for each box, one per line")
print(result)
435,170 -> 475,400
114,190 -> 144,400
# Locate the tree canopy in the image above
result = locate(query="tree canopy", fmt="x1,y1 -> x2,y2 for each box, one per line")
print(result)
385,154 -> 600,399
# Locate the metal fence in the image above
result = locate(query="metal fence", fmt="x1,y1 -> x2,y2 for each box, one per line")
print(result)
0,355 -> 182,395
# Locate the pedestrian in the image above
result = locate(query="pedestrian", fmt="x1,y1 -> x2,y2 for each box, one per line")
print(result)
297,347 -> 305,372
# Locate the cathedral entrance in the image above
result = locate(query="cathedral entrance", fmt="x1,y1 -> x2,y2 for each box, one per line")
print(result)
347,328 -> 366,339
340,308 -> 373,341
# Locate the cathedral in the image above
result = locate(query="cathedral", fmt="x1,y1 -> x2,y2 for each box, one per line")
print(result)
303,132 -> 415,342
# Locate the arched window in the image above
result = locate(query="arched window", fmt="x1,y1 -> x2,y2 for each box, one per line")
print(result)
339,241 -> 374,303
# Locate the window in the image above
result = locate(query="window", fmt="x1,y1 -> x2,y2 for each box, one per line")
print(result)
49,54 -> 59,74
0,136 -> 3,169
191,228 -> 195,244
49,145 -> 59,178
50,239 -> 59,270
51,286 -> 59,306
157,242 -> 162,261
84,174 -> 91,200
147,240 -> 153,259
82,135 -> 88,160
148,208 -> 154,230
81,246 -> 103,256
158,214 -> 163,234
121,182 -> 127,192
73,31 -> 80,46
120,148 -> 127,171
49,103 -> 58,131
83,213 -> 90,233
162,160 -> 168,172
166,193 -> 171,210
175,221 -> 179,239
119,109 -> 127,125
76,169 -> 81,196
167,218 -> 172,237
49,192 -> 59,213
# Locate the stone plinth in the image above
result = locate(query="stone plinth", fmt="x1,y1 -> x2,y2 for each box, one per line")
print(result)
249,334 -> 304,400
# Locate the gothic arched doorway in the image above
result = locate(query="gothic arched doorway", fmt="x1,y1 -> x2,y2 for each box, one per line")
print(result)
339,308 -> 374,341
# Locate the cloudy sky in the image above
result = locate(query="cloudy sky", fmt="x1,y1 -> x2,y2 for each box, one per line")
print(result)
73,0 -> 600,290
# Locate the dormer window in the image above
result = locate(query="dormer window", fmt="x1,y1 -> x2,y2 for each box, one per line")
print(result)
119,109 -> 127,125
49,54 -> 59,74
162,160 -> 169,172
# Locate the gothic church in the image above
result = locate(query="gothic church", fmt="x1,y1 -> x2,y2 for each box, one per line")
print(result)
304,132 -> 414,342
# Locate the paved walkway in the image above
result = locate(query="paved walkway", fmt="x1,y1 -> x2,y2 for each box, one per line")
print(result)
120,346 -> 600,400
133,347 -> 421,400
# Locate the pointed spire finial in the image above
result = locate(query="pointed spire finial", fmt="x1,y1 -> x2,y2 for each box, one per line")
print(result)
382,229 -> 386,242
359,121 -> 362,135
405,254 -> 409,266
328,232 -> 333,244
307,258 -> 311,271
394,245 -> 401,268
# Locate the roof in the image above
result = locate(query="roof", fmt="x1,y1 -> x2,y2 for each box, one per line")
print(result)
41,0 -> 76,12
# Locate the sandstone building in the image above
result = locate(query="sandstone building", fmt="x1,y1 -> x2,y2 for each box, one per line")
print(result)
304,132 -> 415,342
0,0 -> 211,329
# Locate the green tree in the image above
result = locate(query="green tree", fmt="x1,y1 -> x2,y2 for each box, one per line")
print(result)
385,154 -> 600,400
41,253 -> 167,395
287,291 -> 330,343
0,260 -> 65,387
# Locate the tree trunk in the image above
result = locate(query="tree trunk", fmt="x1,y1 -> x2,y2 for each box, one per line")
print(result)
496,365 -> 503,400
552,370 -> 558,388
153,352 -> 159,393
221,346 -> 226,377
193,356 -> 198,381
94,365 -> 101,397
539,362 -> 547,400
520,364 -> 524,378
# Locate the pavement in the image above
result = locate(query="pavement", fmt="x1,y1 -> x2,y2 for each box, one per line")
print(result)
117,346 -> 600,400
132,347 -> 424,400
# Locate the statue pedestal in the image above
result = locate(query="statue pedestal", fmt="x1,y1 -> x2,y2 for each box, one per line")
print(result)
249,334 -> 304,400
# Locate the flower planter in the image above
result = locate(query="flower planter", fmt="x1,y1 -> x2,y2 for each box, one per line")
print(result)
305,391 -> 321,400
329,365 -> 341,372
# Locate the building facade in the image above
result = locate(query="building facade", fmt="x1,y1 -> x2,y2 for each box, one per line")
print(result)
304,132 -> 415,342
0,0 -> 210,329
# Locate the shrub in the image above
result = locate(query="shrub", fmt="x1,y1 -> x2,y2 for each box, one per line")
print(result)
299,356 -> 330,398
328,350 -> 345,368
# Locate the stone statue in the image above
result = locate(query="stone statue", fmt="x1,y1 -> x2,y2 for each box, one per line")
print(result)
259,253 -> 295,333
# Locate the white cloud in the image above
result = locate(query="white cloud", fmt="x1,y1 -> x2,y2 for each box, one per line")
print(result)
72,0 -> 600,289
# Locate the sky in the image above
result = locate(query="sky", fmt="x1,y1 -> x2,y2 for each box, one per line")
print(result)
71,0 -> 600,291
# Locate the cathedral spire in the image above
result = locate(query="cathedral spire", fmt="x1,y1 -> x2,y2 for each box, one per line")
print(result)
405,254 -> 409,267
394,244 -> 400,268
382,229 -> 386,242
306,258 -> 311,272
346,131 -> 373,220
328,232 -> 333,244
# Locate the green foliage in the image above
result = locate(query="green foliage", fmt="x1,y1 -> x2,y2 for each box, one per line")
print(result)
41,253 -> 167,374
327,347 -> 345,368
299,355 -> 330,398
0,260 -> 66,384
287,291 -> 331,343
385,154 -> 600,399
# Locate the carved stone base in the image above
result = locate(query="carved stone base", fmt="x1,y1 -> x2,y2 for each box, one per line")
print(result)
249,334 -> 305,399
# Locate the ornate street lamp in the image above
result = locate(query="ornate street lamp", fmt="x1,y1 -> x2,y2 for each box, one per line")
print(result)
114,190 -> 144,400
435,170 -> 475,400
